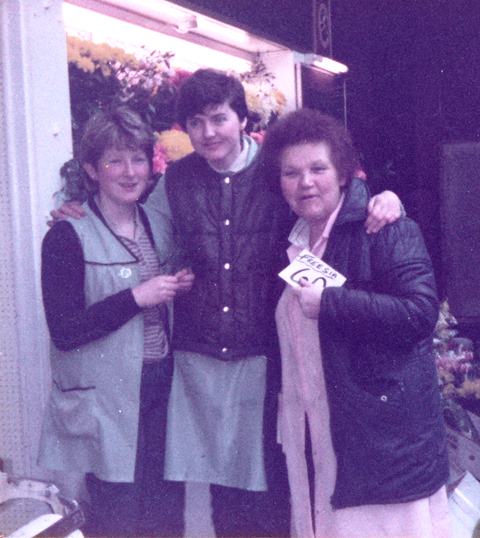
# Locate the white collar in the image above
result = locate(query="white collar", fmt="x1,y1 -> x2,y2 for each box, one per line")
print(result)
287,193 -> 346,250
288,218 -> 311,249
209,136 -> 252,173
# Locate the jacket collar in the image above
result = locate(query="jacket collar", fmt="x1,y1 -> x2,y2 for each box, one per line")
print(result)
286,178 -> 370,242
334,177 -> 370,227
288,192 -> 345,250
208,135 -> 258,174
191,135 -> 260,182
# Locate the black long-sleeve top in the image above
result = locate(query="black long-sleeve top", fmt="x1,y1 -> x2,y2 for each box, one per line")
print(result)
41,220 -> 140,352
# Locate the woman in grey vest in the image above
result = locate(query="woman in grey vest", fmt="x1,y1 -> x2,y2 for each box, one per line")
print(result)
38,106 -> 193,536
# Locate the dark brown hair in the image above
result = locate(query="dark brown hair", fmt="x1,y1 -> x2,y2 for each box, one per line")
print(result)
176,69 -> 248,129
262,109 -> 360,190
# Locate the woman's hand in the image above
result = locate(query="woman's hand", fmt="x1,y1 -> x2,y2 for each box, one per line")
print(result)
48,201 -> 85,226
294,279 -> 324,319
175,268 -> 195,294
132,275 -> 180,308
365,190 -> 403,234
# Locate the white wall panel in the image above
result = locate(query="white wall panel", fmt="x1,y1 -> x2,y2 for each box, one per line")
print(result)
0,0 -> 74,530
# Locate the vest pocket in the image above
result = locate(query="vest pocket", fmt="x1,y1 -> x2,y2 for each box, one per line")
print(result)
51,381 -> 99,438
54,379 -> 96,392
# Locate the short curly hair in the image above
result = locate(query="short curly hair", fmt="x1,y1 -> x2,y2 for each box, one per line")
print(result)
80,105 -> 155,169
262,109 -> 359,190
176,69 -> 248,129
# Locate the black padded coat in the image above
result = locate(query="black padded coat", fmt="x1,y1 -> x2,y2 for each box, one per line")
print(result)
317,178 -> 449,509
165,149 -> 291,361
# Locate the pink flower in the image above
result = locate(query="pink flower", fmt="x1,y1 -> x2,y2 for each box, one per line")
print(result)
152,142 -> 168,174
250,130 -> 265,144
170,68 -> 192,89
355,167 -> 367,180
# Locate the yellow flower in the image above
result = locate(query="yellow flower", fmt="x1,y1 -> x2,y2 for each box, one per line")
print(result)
275,89 -> 287,111
66,35 -> 139,73
243,83 -> 262,114
441,383 -> 456,398
157,130 -> 193,162
437,367 -> 455,384
242,79 -> 285,128
100,64 -> 111,77
67,36 -> 83,63
457,378 -> 480,399
78,56 -> 95,73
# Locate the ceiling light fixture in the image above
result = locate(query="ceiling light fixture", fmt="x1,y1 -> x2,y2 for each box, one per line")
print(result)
175,14 -> 197,34
304,53 -> 348,75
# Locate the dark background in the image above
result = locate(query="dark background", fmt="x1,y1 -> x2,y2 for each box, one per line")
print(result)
331,0 -> 480,302
177,0 -> 315,50
181,0 -> 480,321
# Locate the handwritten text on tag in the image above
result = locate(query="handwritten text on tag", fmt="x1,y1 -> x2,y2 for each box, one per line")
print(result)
279,248 -> 346,289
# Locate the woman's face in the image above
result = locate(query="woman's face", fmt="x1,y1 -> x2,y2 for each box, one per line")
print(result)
85,147 -> 150,207
280,141 -> 346,225
185,101 -> 246,171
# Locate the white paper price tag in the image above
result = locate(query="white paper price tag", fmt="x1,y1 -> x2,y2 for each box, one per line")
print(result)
279,248 -> 346,289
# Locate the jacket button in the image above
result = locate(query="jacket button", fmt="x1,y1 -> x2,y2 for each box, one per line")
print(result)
224,219 -> 231,226
221,347 -> 228,353
380,395 -> 388,402
224,262 -> 231,270
224,176 -> 231,184
222,306 -> 230,313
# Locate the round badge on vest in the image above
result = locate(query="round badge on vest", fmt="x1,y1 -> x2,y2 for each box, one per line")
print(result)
119,267 -> 132,279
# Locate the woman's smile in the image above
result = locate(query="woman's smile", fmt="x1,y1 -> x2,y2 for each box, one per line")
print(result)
280,141 -> 346,227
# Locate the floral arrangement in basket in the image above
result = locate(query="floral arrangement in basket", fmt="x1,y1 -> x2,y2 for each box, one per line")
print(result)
59,36 -> 286,201
435,301 -> 480,403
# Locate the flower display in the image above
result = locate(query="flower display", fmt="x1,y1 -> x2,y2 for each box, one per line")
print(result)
435,300 -> 459,341
434,300 -> 480,402
152,140 -> 169,175
456,378 -> 480,400
67,35 -> 139,75
157,129 -> 193,163
240,58 -> 286,130
114,49 -> 176,96
61,36 -> 286,202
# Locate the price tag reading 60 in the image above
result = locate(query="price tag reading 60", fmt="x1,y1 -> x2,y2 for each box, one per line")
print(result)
291,268 -> 327,288
278,248 -> 346,290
